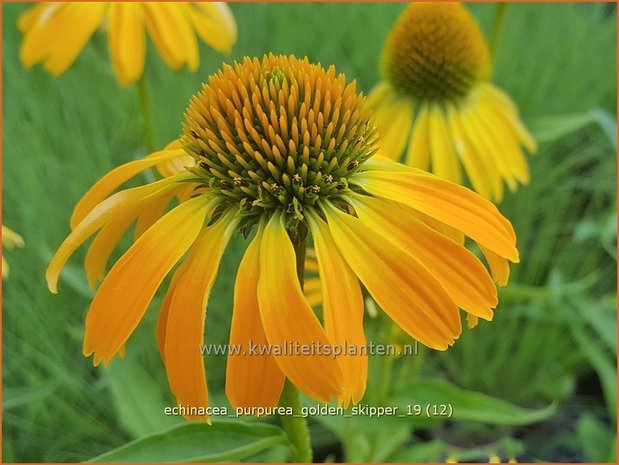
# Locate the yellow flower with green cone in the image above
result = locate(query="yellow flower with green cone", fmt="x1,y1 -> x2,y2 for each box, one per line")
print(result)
18,2 -> 237,85
47,55 -> 518,419
368,2 -> 536,202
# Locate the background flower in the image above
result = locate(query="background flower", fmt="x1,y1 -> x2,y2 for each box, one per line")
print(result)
368,3 -> 537,202
18,2 -> 237,85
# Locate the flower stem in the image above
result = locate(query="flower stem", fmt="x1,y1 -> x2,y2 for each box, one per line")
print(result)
279,380 -> 312,463
489,2 -> 509,61
279,223 -> 312,463
137,75 -> 156,152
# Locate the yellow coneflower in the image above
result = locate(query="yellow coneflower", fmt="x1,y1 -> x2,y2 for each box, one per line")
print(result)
18,2 -> 237,85
47,54 -> 518,420
2,226 -> 25,279
368,3 -> 536,202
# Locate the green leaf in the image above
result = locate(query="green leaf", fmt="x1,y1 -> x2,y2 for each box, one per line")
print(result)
528,109 -> 617,147
87,420 -> 289,463
577,413 -> 615,462
388,440 -> 445,463
393,378 -> 557,426
105,359 -> 182,438
570,324 -> 617,419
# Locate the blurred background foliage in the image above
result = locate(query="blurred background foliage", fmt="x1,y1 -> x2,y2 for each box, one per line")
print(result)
2,2 -> 616,463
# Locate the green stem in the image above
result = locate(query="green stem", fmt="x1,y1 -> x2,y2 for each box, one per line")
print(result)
137,75 -> 156,152
279,380 -> 312,463
489,2 -> 509,61
278,223 -> 312,463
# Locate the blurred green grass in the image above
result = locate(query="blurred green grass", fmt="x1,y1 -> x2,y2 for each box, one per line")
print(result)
2,2 -> 616,463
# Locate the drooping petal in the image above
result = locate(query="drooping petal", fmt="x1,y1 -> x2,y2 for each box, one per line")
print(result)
46,175 -> 187,293
257,211 -> 343,402
482,84 -> 537,153
480,244 -> 511,286
226,226 -> 286,409
323,202 -> 461,350
428,104 -> 461,183
376,98 -> 414,162
84,207 -> 135,288
43,3 -> 106,76
70,149 -> 187,228
82,195 -> 213,366
405,104 -> 430,170
350,195 -> 497,320
187,2 -> 237,54
164,209 -> 238,420
144,3 -> 198,70
455,104 -> 504,201
352,168 -> 518,262
446,103 -> 492,199
134,190 -> 177,240
307,211 -> 367,405
108,2 -> 146,85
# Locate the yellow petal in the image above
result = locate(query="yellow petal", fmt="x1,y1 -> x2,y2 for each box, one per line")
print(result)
134,190 -> 176,240
2,226 -> 25,249
350,195 -> 497,320
20,3 -> 68,69
108,2 -> 145,85
46,175 -> 185,293
352,168 -> 518,262
144,3 -> 197,70
456,104 -> 505,202
480,245 -> 511,286
84,207 -> 135,288
43,3 -> 106,76
157,154 -> 194,178
157,254 -> 191,362
307,211 -> 367,405
82,195 -> 212,366
428,104 -> 461,183
18,3 -> 49,32
163,210 -> 237,420
376,98 -> 414,162
187,2 -> 238,54
464,102 -> 518,191
2,256 -> 9,279
446,104 -> 492,199
323,202 -> 461,350
257,211 -> 343,402
405,104 -> 430,171
226,227 -> 286,409
477,94 -> 530,184
70,149 -> 187,229
365,81 -> 393,110
482,84 -> 537,153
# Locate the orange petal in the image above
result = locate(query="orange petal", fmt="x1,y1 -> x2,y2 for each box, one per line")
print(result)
46,175 -> 184,293
226,226 -> 286,409
323,202 -> 461,350
164,209 -> 238,421
84,207 -> 135,288
83,195 -> 212,366
307,211 -> 367,405
480,245 -> 511,286
352,167 -> 518,262
257,211 -> 343,402
350,195 -> 497,320
71,149 -> 187,229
